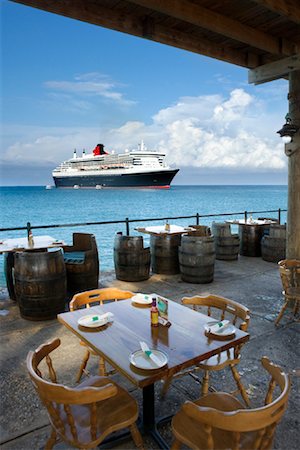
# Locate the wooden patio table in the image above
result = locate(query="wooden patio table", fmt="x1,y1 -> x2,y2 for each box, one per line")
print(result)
135,225 -> 195,274
57,298 -> 249,449
226,219 -> 277,257
0,235 -> 66,301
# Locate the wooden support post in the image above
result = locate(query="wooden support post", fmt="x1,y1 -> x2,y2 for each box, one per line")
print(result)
27,221 -> 31,239
286,70 -> 300,259
126,218 -> 130,236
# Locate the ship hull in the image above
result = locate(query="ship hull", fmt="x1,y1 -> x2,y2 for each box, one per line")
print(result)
53,169 -> 179,188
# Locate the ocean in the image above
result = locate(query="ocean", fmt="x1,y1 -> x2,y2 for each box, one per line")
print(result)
0,185 -> 287,288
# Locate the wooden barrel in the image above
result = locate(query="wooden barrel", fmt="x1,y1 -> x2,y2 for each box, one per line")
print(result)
64,233 -> 99,294
269,224 -> 286,239
14,249 -> 66,320
261,225 -> 286,263
239,224 -> 264,256
150,234 -> 181,274
211,222 -> 231,237
114,234 -> 150,281
214,235 -> 240,260
179,235 -> 215,283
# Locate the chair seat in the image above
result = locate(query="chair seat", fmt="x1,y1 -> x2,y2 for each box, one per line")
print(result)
57,376 -> 139,446
64,251 -> 86,264
198,348 -> 238,369
172,392 -> 253,450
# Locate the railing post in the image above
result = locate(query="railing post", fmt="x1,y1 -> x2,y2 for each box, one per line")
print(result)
244,211 -> 247,222
278,208 -> 281,224
196,213 -> 200,225
26,222 -> 31,239
125,218 -> 130,236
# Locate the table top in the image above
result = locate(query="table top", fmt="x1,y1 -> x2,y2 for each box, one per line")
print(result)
227,219 -> 276,226
135,224 -> 194,235
0,235 -> 66,253
57,298 -> 249,388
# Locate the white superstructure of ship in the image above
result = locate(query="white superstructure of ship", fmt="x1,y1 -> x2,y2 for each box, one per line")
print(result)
52,141 -> 179,189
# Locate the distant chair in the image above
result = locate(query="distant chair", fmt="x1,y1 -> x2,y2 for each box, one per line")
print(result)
162,295 -> 250,407
70,288 -> 134,382
276,259 -> 300,325
171,357 -> 290,450
261,224 -> 286,263
187,225 -> 211,236
258,217 -> 280,237
211,222 -> 240,261
27,338 -> 143,450
114,232 -> 150,281
63,233 -> 99,294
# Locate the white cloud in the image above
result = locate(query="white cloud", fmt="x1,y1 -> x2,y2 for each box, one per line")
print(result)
44,72 -> 136,107
1,88 -> 287,175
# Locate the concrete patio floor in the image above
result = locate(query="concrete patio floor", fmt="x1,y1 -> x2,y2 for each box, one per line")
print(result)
0,256 -> 299,449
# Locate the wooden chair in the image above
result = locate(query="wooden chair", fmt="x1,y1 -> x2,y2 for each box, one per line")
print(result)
27,338 -> 144,450
63,233 -> 99,294
171,357 -> 290,450
162,295 -> 250,406
276,259 -> 300,325
70,288 -> 134,382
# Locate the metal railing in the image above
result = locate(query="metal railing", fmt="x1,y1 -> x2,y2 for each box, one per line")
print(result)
0,208 -> 286,236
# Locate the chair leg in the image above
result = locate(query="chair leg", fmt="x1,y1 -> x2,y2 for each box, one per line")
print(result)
129,423 -> 144,449
171,438 -> 182,450
293,299 -> 300,316
99,356 -> 107,376
161,376 -> 173,397
230,365 -> 250,407
202,370 -> 210,396
45,427 -> 57,450
76,350 -> 91,383
275,300 -> 289,326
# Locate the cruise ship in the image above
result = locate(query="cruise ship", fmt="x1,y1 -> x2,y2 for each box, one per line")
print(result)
52,141 -> 179,189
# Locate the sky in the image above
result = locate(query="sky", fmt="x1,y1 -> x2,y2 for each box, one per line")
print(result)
0,1 -> 289,185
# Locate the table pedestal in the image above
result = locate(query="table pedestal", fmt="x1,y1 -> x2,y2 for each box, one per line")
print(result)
150,234 -> 181,274
4,252 -> 16,301
239,224 -> 266,256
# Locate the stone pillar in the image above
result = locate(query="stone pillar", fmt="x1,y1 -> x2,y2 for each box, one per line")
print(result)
286,70 -> 300,259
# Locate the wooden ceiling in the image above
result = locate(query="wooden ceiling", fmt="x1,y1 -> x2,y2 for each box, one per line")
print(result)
11,0 -> 300,71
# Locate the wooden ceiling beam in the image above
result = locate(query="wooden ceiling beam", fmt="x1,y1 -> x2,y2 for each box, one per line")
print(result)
248,54 -> 300,84
127,0 -> 297,56
253,0 -> 300,25
10,0 -> 259,68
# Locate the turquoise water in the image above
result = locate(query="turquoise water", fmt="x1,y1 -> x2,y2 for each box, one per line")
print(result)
0,185 -> 287,287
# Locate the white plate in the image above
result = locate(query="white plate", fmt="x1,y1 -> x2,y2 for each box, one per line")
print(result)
78,314 -> 108,328
204,321 -> 236,337
131,293 -> 152,305
129,349 -> 168,370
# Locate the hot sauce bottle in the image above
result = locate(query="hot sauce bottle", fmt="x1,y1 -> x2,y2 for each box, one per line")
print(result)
151,297 -> 159,327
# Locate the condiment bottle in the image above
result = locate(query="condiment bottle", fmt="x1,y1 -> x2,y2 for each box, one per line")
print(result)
28,230 -> 34,248
151,297 -> 159,327
165,220 -> 170,232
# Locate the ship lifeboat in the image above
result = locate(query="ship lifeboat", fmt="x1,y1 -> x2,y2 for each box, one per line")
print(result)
95,185 -> 102,190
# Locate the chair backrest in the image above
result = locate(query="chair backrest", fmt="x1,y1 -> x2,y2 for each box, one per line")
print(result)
278,259 -> 300,291
182,357 -> 290,450
72,233 -> 98,252
27,338 -> 117,446
182,294 -> 250,332
70,287 -> 134,311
